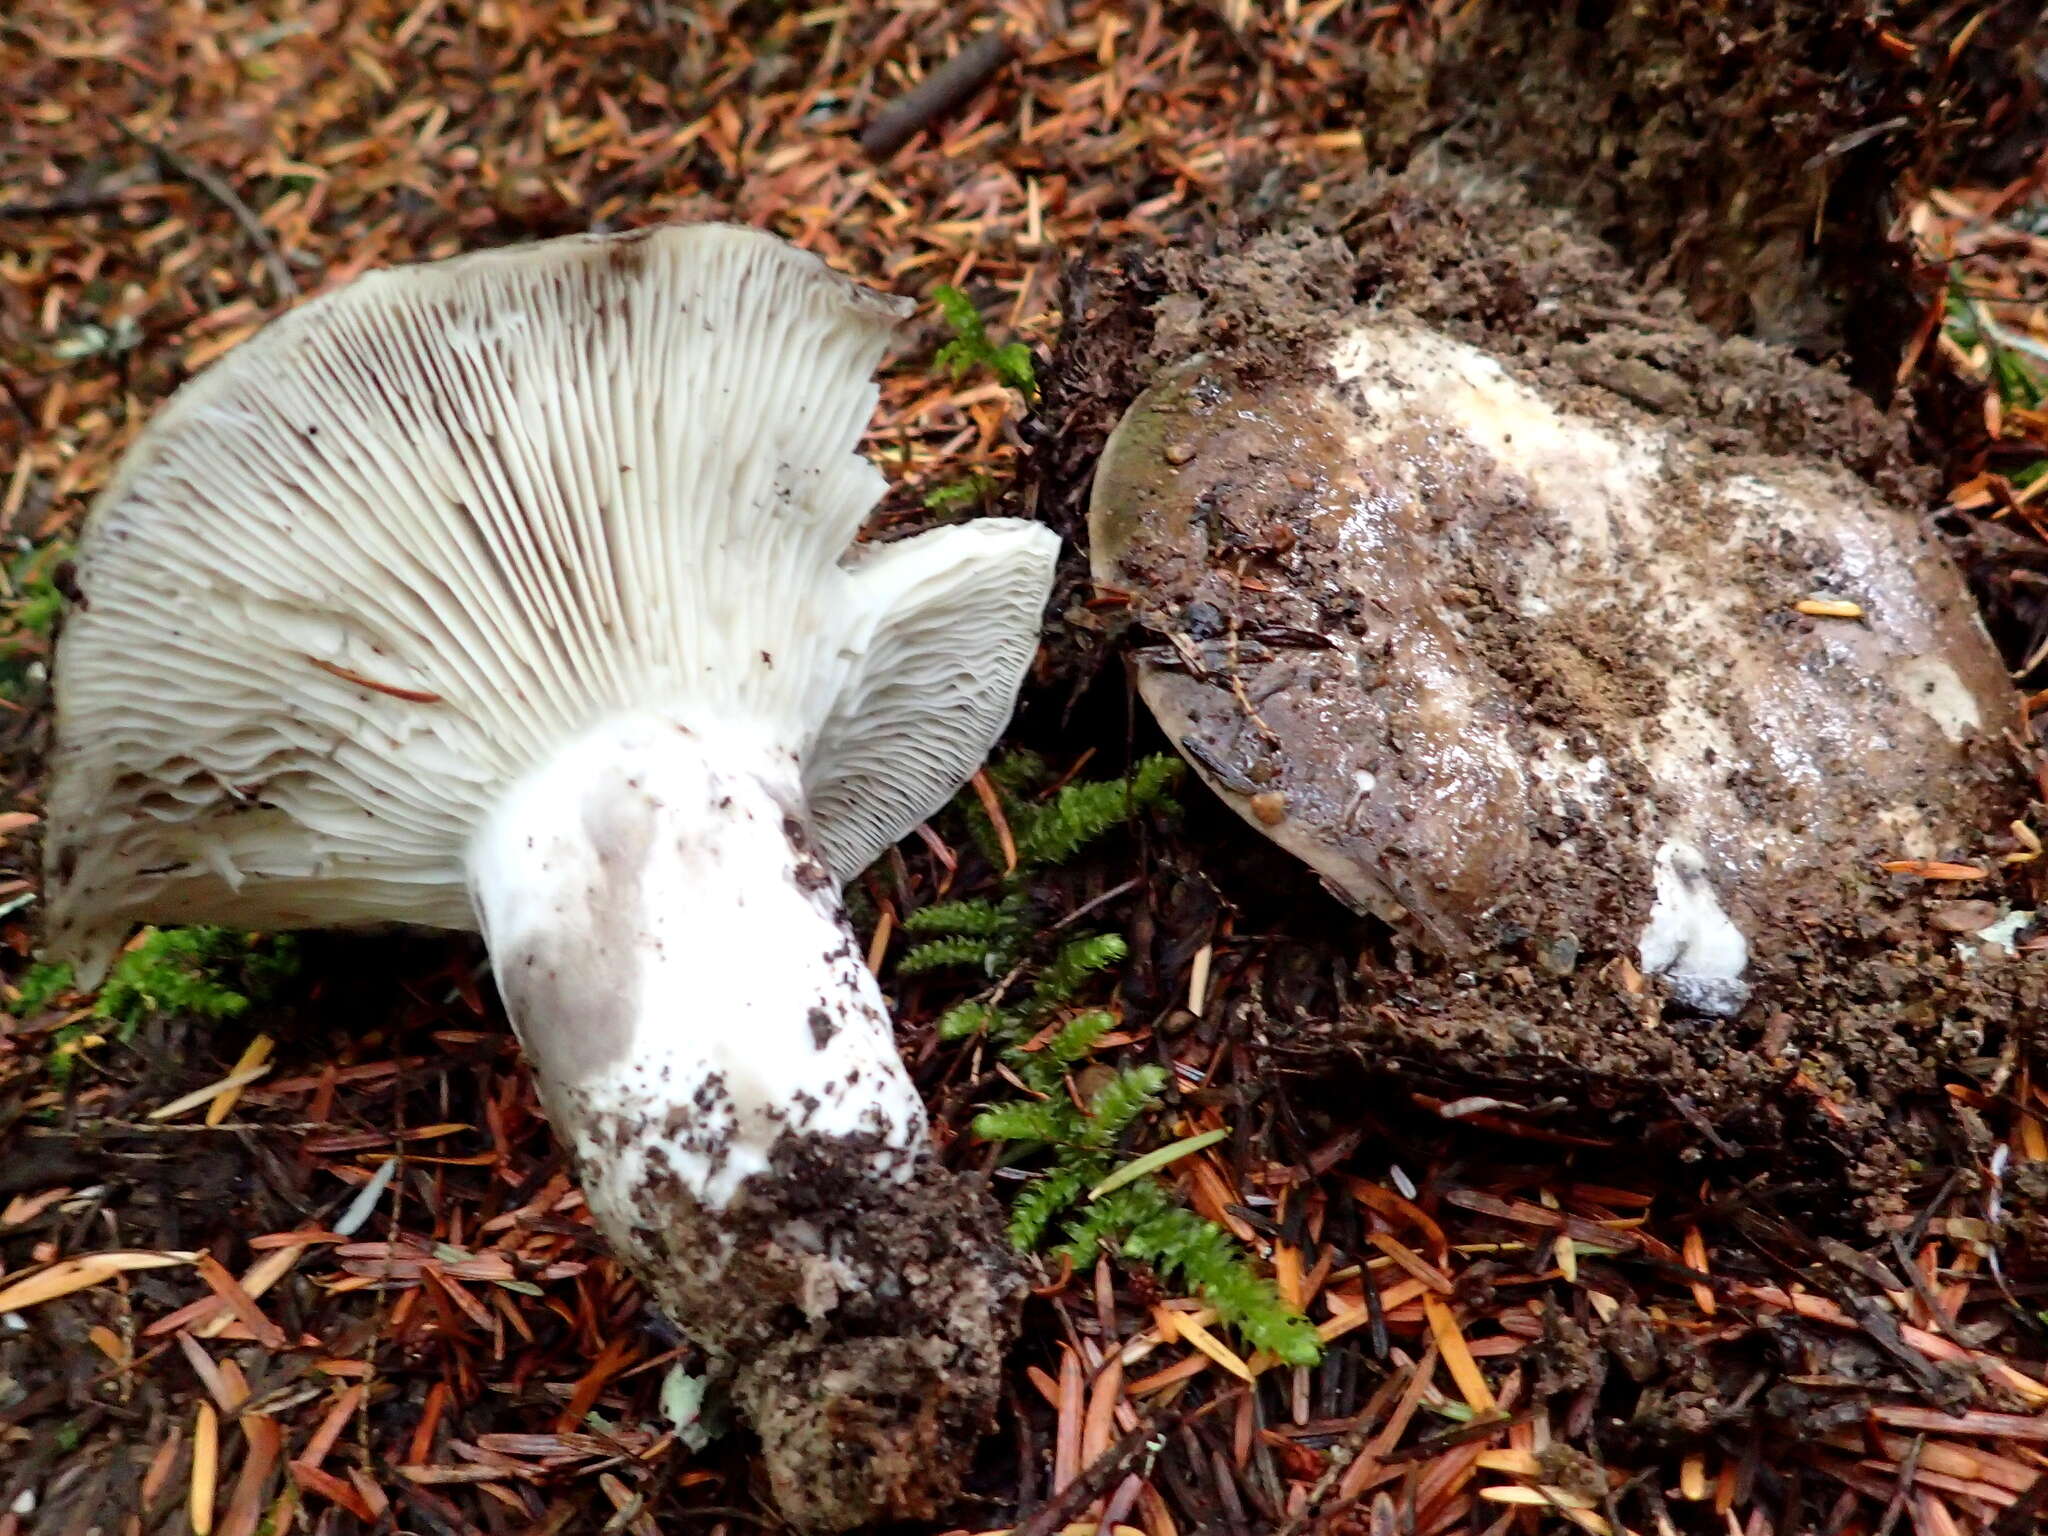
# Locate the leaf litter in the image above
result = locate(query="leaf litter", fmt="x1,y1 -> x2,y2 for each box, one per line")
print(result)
3,2 -> 2048,1535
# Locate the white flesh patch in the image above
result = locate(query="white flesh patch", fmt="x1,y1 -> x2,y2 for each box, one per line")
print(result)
1890,655 -> 1984,744
1638,841 -> 1751,1017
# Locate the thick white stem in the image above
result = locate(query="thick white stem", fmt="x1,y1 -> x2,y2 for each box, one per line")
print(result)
467,712 -> 928,1234
465,713 -> 1020,1532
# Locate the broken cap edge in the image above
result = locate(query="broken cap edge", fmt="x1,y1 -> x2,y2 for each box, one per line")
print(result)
808,517 -> 1062,880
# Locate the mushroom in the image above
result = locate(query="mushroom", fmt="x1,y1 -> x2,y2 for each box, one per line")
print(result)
1089,318 -> 2018,1020
43,224 -> 1056,1529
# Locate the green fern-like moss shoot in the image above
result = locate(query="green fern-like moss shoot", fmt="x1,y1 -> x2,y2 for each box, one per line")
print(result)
933,285 -> 1038,399
900,753 -> 1320,1365
15,926 -> 299,1083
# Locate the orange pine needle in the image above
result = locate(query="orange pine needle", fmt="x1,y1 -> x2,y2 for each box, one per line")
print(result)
1424,1295 -> 1497,1416
971,768 -> 1017,872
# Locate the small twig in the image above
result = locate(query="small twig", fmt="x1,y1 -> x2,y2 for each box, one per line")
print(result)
115,121 -> 298,303
1048,875 -> 1143,930
1271,1369 -> 1410,1536
0,192 -> 131,220
1013,1413 -> 1167,1536
1886,1229 -> 1970,1348
861,26 -> 1015,160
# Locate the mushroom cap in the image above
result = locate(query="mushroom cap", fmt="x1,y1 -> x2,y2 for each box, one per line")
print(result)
46,224 -> 1058,981
1089,319 -> 2017,1012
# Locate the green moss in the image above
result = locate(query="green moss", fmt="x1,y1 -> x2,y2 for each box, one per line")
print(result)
25,926 -> 299,1083
932,285 -> 1037,399
11,961 -> 75,1015
922,472 -> 995,514
898,753 -> 1316,1362
97,925 -> 296,1025
0,541 -> 69,701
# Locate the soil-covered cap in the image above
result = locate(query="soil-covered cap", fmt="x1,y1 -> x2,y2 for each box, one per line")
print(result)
45,223 -> 1058,983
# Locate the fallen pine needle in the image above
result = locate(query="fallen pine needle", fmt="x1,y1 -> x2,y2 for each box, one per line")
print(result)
331,1160 -> 400,1239
206,1034 -> 275,1126
0,1250 -> 198,1314
1188,942 -> 1213,1015
1318,1278 -> 1427,1344
177,1331 -> 247,1413
408,1381 -> 450,1465
197,1241 -> 315,1339
1424,1294 -> 1498,1415
1026,1364 -> 1061,1410
287,1462 -> 374,1521
1481,1485 -> 1597,1510
194,1253 -> 287,1350
1081,1355 -> 1122,1464
971,768 -> 1018,871
1680,1452 -> 1709,1500
1682,1226 -> 1715,1317
191,1402 -> 220,1536
865,905 -> 894,975
143,1429 -> 182,1505
1275,1241 -> 1303,1311
220,1415 -> 281,1536
149,1062 -> 276,1121
1871,1403 -> 2048,1441
294,1385 -> 366,1473
1879,859 -> 1990,881
1089,1127 -> 1230,1200
1172,1311 -> 1253,1382
1054,1346 -> 1084,1490
1367,1230 -> 1454,1294
1126,1352 -> 1210,1396
87,1324 -> 127,1365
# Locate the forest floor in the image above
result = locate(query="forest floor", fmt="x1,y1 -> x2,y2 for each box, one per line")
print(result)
5,3 -> 2048,1535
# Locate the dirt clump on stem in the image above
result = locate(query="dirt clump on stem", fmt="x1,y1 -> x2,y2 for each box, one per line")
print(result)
576,1121 -> 1023,1531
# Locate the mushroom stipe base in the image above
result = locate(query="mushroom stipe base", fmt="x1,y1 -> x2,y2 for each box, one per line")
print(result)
586,1129 -> 1023,1531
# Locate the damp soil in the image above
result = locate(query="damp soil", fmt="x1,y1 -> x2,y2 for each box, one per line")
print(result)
1013,175 -> 2048,1227
1424,0 -> 2046,373
575,1123 -> 1023,1533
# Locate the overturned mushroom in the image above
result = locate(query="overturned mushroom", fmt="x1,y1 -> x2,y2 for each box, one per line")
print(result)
45,224 -> 1056,1529
1090,314 -> 2018,1019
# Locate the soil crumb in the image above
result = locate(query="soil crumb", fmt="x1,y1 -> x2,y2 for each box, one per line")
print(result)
1428,0 -> 2046,370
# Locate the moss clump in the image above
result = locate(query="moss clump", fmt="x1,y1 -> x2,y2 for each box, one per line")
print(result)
933,285 -> 1037,399
14,926 -> 298,1082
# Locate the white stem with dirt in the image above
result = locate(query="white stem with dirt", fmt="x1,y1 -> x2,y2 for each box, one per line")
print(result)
467,711 -> 928,1251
